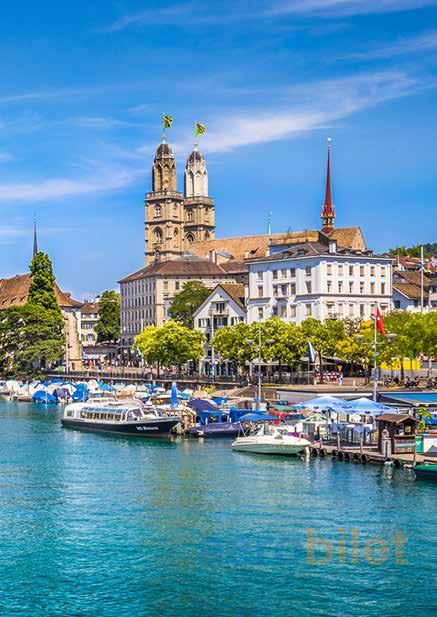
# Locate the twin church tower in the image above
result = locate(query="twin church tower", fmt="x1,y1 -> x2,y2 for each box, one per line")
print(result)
144,139 -> 215,264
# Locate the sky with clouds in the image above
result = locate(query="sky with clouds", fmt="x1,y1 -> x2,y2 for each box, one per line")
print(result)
0,0 -> 436,299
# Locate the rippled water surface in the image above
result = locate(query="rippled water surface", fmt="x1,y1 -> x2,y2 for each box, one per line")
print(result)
0,400 -> 435,616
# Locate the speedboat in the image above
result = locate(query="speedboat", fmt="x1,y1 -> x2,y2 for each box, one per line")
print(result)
62,400 -> 180,437
414,463 -> 437,480
232,422 -> 310,455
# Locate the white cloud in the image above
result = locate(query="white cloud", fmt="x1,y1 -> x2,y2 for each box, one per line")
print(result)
68,116 -> 134,129
169,70 -> 429,153
269,0 -> 437,17
0,168 -> 143,203
346,30 -> 437,60
101,3 -> 197,32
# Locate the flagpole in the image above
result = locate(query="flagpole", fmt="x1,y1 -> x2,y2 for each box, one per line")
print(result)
420,245 -> 424,313
373,305 -> 378,402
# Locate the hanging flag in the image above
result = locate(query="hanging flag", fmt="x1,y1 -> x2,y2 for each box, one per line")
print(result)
163,115 -> 173,129
307,340 -> 317,364
195,122 -> 206,136
375,305 -> 386,336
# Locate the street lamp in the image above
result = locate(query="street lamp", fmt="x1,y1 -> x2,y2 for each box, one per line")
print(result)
247,325 -> 275,409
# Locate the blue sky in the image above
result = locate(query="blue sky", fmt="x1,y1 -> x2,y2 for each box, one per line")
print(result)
0,0 -> 436,299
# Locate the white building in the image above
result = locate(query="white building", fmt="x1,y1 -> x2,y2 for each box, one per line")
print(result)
193,283 -> 246,376
392,270 -> 431,312
246,234 -> 393,324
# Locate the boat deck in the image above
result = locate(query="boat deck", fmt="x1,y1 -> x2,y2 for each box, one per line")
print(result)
309,443 -> 435,466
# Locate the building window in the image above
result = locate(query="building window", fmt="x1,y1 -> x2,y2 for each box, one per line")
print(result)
258,307 -> 264,320
273,286 -> 278,297
338,281 -> 343,293
155,204 -> 161,217
290,268 -> 296,278
272,270 -> 278,280
349,265 -> 354,276
187,209 -> 193,222
349,303 -> 354,316
370,282 -> 375,294
305,266 -> 312,276
360,265 -> 365,276
154,228 -> 163,243
281,269 -> 287,278
175,281 -> 180,291
359,282 -> 365,294
381,266 -> 386,277
290,305 -> 296,317
163,281 -> 168,291
281,284 -> 288,296
305,303 -> 312,316
327,264 -> 332,275
257,271 -> 263,281
394,300 -> 401,309
306,281 -> 312,294
349,281 -> 354,293
338,265 -> 343,275
370,266 -> 376,276
327,281 -> 332,293
360,304 -> 365,317
257,286 -> 263,298
381,283 -> 386,294
290,283 -> 296,294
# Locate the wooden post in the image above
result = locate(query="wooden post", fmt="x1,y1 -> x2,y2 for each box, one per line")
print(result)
337,431 -> 340,450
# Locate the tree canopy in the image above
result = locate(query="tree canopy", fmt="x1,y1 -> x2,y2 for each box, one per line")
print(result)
168,281 -> 210,327
387,243 -> 436,258
135,320 -> 204,371
0,252 -> 65,375
95,291 -> 120,343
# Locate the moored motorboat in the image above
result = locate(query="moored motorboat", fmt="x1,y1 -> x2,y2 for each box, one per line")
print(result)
232,419 -> 311,455
190,422 -> 242,438
414,463 -> 437,479
61,400 -> 180,437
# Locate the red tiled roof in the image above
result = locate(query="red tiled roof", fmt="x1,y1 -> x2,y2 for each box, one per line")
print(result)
0,273 -> 82,309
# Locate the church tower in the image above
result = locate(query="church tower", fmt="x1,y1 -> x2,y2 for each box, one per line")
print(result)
321,139 -> 336,234
145,138 -> 185,264
183,145 -> 215,247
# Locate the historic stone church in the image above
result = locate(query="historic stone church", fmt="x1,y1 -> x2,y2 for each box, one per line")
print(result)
144,138 -> 366,266
144,139 -> 216,264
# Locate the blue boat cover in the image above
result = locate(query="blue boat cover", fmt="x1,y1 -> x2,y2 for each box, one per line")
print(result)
239,412 -> 278,422
32,390 -> 57,404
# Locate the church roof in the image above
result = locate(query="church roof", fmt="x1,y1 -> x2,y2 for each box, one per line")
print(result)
155,141 -> 174,159
188,227 -> 365,261
0,273 -> 82,309
187,148 -> 204,164
118,258 -> 230,283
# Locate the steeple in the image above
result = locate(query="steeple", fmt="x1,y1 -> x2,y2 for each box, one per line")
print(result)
321,138 -> 335,234
33,215 -> 38,258
152,136 -> 177,192
184,143 -> 208,197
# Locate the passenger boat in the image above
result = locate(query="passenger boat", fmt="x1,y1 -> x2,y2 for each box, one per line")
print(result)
232,419 -> 311,455
61,400 -> 180,437
414,463 -> 437,480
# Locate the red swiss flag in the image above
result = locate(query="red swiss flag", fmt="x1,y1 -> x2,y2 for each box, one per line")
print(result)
375,305 -> 386,336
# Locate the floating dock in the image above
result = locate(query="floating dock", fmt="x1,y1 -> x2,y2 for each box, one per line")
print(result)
309,442 -> 434,467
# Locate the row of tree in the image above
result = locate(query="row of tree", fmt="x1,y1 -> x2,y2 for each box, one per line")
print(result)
133,312 -> 436,375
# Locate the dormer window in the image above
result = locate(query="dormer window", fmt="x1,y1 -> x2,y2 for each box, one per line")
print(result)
298,249 -> 305,256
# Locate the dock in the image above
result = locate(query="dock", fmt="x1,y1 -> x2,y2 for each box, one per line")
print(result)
309,442 -> 434,467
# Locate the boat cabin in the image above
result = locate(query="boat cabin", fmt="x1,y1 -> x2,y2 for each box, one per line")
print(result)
64,404 -> 146,423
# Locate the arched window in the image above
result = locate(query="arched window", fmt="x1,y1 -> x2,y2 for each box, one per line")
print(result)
154,228 -> 163,243
155,204 -> 161,217
185,233 -> 195,244
187,209 -> 193,222
204,231 -> 210,240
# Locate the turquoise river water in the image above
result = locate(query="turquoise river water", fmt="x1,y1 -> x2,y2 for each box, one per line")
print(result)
0,400 -> 435,616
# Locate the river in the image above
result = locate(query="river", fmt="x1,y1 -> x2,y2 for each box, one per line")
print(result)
0,400 -> 434,616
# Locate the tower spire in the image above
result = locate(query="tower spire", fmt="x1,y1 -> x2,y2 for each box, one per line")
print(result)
33,214 -> 38,258
321,137 -> 335,234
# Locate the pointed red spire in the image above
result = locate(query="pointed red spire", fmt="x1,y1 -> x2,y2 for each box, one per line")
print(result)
321,138 -> 335,234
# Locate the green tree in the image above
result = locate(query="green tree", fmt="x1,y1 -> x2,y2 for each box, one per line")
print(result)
135,320 -> 204,373
0,252 -> 65,375
211,322 -> 254,371
95,291 -> 120,343
168,281 -> 210,327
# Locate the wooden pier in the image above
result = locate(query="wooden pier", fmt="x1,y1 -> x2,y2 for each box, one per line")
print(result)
309,442 -> 434,467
